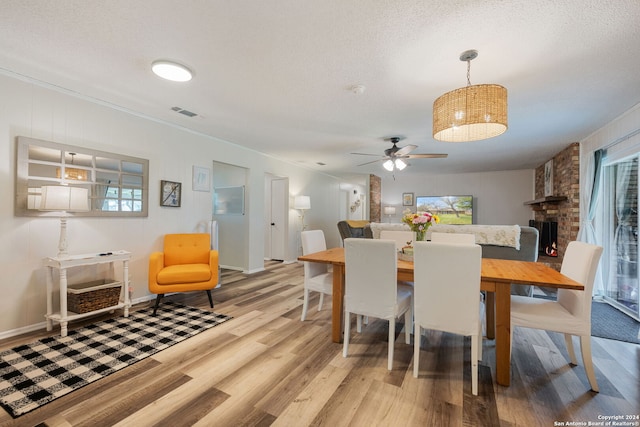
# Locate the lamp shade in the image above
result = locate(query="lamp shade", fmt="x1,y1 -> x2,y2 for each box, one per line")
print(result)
294,195 -> 311,210
384,206 -> 396,215
433,83 -> 507,142
39,186 -> 90,212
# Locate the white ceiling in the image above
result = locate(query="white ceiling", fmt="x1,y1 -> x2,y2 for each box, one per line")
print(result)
2,1 -> 640,179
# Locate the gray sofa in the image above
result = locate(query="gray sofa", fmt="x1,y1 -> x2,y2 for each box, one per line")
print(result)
481,226 -> 539,296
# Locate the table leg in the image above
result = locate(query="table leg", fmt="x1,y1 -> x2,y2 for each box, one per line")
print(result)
494,283 -> 511,386
123,259 -> 130,317
45,267 -> 53,331
485,291 -> 495,339
58,268 -> 68,337
331,264 -> 345,343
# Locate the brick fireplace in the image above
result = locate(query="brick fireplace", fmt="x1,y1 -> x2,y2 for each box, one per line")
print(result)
527,143 -> 580,270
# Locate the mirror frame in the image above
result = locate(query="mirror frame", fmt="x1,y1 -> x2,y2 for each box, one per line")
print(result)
15,136 -> 149,217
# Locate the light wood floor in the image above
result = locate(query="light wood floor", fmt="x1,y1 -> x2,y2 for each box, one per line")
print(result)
1,261 -> 638,427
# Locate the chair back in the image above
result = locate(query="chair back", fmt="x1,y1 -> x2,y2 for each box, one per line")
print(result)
344,238 -> 398,318
413,241 -> 482,336
164,233 -> 211,266
557,241 -> 603,320
430,232 -> 475,244
301,230 -> 329,277
379,230 -> 415,250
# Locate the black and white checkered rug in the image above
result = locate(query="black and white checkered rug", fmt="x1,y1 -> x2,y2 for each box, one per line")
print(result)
0,302 -> 232,418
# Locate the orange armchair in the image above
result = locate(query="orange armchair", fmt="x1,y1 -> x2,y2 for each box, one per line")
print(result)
148,233 -> 219,315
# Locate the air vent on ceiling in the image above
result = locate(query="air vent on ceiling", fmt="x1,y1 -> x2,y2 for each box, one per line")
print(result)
171,106 -> 197,117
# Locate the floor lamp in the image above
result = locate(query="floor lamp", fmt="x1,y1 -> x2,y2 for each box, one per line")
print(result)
294,195 -> 311,257
39,185 -> 90,258
294,195 -> 311,230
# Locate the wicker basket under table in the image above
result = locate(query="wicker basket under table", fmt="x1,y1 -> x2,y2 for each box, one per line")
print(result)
67,279 -> 122,314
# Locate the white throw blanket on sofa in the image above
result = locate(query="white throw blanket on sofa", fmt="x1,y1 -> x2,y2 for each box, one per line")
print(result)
428,224 -> 521,250
369,222 -> 411,239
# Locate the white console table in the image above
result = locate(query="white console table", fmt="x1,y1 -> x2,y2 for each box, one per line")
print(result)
43,250 -> 131,337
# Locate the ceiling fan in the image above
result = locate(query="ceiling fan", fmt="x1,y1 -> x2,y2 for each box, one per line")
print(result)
351,137 -> 448,171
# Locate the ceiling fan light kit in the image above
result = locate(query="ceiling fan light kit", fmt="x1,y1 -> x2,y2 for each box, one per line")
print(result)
352,136 -> 447,172
433,50 -> 508,142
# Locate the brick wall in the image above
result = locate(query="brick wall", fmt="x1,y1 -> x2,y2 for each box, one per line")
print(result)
533,142 -> 580,270
369,174 -> 381,222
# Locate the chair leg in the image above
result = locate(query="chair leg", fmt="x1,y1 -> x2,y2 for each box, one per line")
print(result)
564,333 -> 578,365
343,311 -> 350,358
318,293 -> 324,311
388,318 -> 395,370
301,289 -> 310,321
510,325 -> 514,362
404,309 -> 411,344
580,335 -> 599,392
413,324 -> 421,378
152,294 -> 164,316
206,290 -> 214,308
471,335 -> 479,396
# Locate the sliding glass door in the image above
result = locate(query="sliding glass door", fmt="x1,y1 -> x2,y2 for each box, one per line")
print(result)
603,156 -> 640,321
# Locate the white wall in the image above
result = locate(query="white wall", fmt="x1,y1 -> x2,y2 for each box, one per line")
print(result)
0,72 -> 351,336
379,169 -> 535,226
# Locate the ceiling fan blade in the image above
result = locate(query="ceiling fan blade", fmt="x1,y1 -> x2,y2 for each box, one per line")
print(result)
350,152 -> 381,156
357,158 -> 384,166
394,144 -> 417,156
407,153 -> 448,159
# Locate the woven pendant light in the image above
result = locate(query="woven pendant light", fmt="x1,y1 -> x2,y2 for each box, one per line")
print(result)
433,50 -> 507,142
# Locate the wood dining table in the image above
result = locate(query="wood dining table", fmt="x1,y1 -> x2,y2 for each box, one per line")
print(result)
298,247 -> 584,387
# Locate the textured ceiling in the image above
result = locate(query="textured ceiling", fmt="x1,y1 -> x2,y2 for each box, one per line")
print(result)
1,0 -> 639,179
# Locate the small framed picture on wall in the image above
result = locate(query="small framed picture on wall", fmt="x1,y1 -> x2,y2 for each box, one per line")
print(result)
161,180 -> 181,207
402,192 -> 414,206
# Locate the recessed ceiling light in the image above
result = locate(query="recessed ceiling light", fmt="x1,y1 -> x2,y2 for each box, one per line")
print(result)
151,60 -> 193,82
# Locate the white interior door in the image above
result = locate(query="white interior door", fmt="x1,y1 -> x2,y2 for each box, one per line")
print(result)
270,178 -> 287,260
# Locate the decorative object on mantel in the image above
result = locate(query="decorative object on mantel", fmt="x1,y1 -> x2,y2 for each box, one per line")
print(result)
160,180 -> 181,207
39,185 -> 90,257
433,49 -> 508,142
544,159 -> 554,196
401,209 -> 440,242
0,302 -> 232,418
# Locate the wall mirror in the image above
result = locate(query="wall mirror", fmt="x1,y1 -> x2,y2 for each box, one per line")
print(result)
15,136 -> 149,217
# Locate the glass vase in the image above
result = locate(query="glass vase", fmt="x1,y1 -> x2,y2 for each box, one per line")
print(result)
415,230 -> 426,241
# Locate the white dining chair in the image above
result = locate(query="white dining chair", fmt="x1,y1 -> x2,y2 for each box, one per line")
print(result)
300,230 -> 333,321
430,232 -> 475,244
343,238 -> 413,370
510,241 -> 603,391
413,240 -> 483,395
429,232 -> 485,334
379,230 -> 415,251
